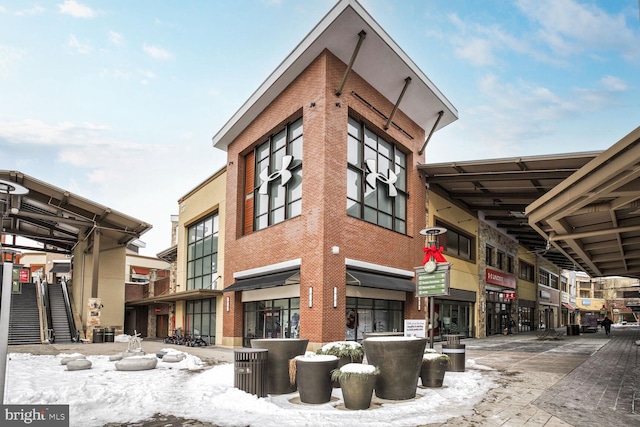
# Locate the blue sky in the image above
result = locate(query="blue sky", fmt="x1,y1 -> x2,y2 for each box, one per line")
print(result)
1,0 -> 639,256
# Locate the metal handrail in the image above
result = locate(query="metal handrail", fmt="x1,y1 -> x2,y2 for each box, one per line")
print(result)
61,280 -> 78,342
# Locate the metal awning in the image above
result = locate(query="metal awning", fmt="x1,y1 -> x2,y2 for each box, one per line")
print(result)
562,303 -> 576,311
126,289 -> 220,306
223,270 -> 300,293
0,170 -> 151,254
347,269 -> 415,292
527,126 -> 640,279
49,263 -> 71,274
419,152 -> 599,270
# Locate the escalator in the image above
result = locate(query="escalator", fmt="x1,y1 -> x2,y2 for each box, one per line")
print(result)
45,283 -> 76,343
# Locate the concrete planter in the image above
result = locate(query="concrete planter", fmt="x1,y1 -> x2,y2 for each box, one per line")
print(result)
363,336 -> 427,400
293,355 -> 339,404
333,364 -> 379,410
420,355 -> 449,387
251,338 -> 308,394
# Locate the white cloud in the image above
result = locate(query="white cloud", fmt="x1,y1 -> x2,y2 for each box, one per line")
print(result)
600,75 -> 628,92
58,0 -> 95,18
109,31 -> 124,46
446,12 -> 550,68
454,38 -> 495,66
0,6 -> 6,13
14,5 -> 45,16
68,34 -> 92,54
0,46 -> 24,78
143,43 -> 174,60
517,0 -> 640,61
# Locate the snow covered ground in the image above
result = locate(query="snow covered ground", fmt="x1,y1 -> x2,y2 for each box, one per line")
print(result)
4,348 -> 497,427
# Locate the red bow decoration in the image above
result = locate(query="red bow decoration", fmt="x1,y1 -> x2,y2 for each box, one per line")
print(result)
422,245 -> 447,264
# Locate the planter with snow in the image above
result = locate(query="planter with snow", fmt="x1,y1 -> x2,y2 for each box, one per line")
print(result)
332,363 -> 379,410
290,354 -> 339,404
363,336 -> 427,400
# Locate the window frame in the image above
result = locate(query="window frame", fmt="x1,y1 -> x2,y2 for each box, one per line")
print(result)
186,213 -> 219,291
346,115 -> 408,234
435,219 -> 476,262
244,117 -> 303,233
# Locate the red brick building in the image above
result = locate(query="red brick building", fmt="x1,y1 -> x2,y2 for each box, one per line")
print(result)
214,0 -> 457,349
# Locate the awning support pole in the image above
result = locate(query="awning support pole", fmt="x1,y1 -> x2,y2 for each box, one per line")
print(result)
385,77 -> 412,130
418,110 -> 444,156
335,30 -> 366,97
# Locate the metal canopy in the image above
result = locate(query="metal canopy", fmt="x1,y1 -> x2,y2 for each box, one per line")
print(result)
0,170 -> 151,254
212,0 -> 457,151
527,126 -> 640,279
419,152 -> 600,270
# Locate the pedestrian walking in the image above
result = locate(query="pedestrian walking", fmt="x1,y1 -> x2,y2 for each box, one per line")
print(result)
507,316 -> 515,335
601,315 -> 613,336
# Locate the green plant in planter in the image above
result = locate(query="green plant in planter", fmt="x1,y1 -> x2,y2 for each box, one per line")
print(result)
331,363 -> 380,410
317,341 -> 364,361
331,363 -> 380,382
422,348 -> 451,364
420,349 -> 450,388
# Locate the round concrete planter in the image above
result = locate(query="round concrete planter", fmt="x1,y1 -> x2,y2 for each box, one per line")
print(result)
420,354 -> 449,387
293,355 -> 339,404
333,364 -> 379,410
251,338 -> 308,394
363,336 -> 427,400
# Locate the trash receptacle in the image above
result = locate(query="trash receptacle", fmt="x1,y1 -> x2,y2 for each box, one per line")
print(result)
442,334 -> 465,372
104,327 -> 115,342
566,324 -> 580,336
92,328 -> 104,343
234,348 -> 268,397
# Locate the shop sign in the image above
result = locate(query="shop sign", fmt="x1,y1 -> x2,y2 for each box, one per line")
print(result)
503,292 -> 516,301
404,319 -> 426,338
485,268 -> 516,289
415,264 -> 450,297
540,290 -> 551,299
19,269 -> 29,283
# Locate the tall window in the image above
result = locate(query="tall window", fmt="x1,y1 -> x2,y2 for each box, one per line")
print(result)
519,260 -> 534,281
244,117 -> 303,233
185,298 -> 216,345
436,220 -> 475,261
187,213 -> 219,290
486,245 -> 494,267
347,116 -> 407,233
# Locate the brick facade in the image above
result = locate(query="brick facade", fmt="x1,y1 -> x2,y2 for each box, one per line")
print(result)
222,51 -> 428,347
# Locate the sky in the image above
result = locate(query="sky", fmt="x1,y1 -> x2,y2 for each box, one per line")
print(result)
1,0 -> 639,257
4,343 -> 494,427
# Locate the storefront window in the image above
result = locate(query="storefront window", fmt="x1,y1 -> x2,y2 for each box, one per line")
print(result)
345,297 -> 404,341
185,298 -> 216,345
243,298 -> 300,347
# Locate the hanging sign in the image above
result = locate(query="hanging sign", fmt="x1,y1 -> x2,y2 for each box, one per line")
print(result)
415,264 -> 451,297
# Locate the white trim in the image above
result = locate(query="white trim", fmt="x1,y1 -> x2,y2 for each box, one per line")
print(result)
233,258 -> 302,279
241,284 -> 300,302
345,258 -> 414,278
346,285 -> 406,301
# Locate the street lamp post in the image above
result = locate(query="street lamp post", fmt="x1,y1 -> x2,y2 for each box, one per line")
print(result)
419,226 -> 447,349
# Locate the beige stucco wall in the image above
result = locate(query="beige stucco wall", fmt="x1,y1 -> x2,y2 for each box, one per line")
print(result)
175,168 -> 226,345
71,234 -> 126,338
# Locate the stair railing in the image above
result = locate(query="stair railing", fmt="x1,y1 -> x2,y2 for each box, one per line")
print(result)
37,278 -> 54,344
61,280 -> 78,342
